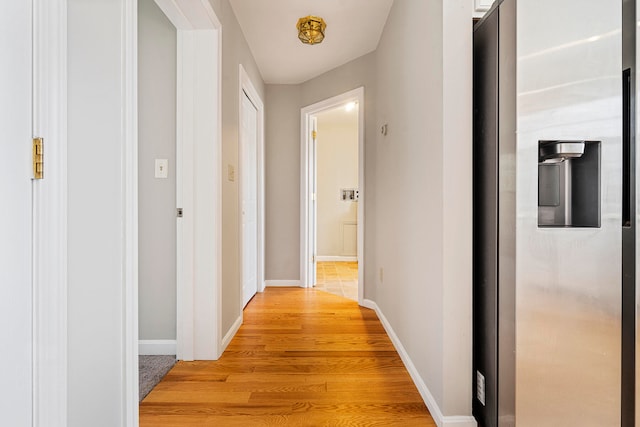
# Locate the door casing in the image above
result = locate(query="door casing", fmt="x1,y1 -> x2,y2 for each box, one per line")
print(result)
239,64 -> 265,310
152,0 -> 223,362
33,0 -> 68,424
300,87 -> 365,303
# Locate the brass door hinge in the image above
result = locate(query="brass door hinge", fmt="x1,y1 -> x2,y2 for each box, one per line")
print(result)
312,130 -> 317,140
33,137 -> 43,180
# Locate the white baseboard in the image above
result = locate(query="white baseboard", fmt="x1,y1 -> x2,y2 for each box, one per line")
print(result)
264,280 -> 302,287
360,299 -> 377,311
441,416 -> 478,427
362,299 -> 477,427
138,340 -> 177,356
316,256 -> 357,262
221,315 -> 243,353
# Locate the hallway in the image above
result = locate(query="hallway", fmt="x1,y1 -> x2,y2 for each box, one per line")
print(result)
139,288 -> 436,426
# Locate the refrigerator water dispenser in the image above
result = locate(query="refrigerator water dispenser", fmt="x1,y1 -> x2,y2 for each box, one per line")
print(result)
538,140 -> 601,227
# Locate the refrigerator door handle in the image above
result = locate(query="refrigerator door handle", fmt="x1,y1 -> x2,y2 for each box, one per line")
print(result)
623,68 -> 632,228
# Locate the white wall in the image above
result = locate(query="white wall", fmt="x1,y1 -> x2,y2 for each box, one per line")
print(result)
206,0 -> 265,335
442,0 -> 473,416
264,84 -> 303,279
138,0 -> 177,342
374,0 -> 473,420
375,0 -> 445,408
315,110 -> 359,257
67,0 -> 129,425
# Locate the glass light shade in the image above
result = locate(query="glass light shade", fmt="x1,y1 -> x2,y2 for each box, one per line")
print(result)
297,16 -> 326,45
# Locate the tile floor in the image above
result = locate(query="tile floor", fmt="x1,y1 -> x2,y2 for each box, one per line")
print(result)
314,261 -> 358,301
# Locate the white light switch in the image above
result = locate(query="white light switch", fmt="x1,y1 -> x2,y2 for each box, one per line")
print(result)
155,159 -> 168,178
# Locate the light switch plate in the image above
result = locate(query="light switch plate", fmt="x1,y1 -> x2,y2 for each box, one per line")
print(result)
228,164 -> 235,182
155,159 -> 169,178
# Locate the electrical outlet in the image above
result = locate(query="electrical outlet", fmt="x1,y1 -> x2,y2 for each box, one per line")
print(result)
476,371 -> 486,406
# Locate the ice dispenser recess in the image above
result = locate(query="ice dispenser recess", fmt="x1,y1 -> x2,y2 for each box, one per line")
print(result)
538,140 -> 601,228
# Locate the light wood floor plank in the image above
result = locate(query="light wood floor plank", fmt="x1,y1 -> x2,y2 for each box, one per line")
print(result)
139,288 -> 436,426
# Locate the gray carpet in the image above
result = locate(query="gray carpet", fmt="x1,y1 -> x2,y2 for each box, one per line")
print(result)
139,355 -> 176,402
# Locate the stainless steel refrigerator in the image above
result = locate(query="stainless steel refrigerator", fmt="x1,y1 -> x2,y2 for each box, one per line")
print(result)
473,0 -> 636,425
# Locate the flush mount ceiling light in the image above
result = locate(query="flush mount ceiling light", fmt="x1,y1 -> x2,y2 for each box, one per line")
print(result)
297,15 -> 326,45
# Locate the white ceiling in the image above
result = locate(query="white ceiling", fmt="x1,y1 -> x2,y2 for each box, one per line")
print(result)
228,0 -> 394,84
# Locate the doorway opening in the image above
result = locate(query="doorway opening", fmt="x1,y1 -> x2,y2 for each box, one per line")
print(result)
300,87 -> 365,303
137,0 -> 222,367
138,0 -> 178,362
312,105 -> 360,301
136,0 -> 223,411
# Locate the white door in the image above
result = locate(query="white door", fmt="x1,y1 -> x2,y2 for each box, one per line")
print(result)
241,91 -> 258,307
0,1 -> 34,424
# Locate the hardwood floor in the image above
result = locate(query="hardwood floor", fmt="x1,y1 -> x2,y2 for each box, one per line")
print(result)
139,288 -> 436,426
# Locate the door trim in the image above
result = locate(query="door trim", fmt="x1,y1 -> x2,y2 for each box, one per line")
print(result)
153,0 -> 223,362
239,64 -> 265,306
300,87 -> 365,304
32,0 -> 68,424
122,0 -> 138,424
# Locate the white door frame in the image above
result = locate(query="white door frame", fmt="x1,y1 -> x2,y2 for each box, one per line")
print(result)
32,0 -> 68,424
152,0 -> 223,362
123,1 -> 138,423
239,64 -> 266,306
300,87 -> 365,303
